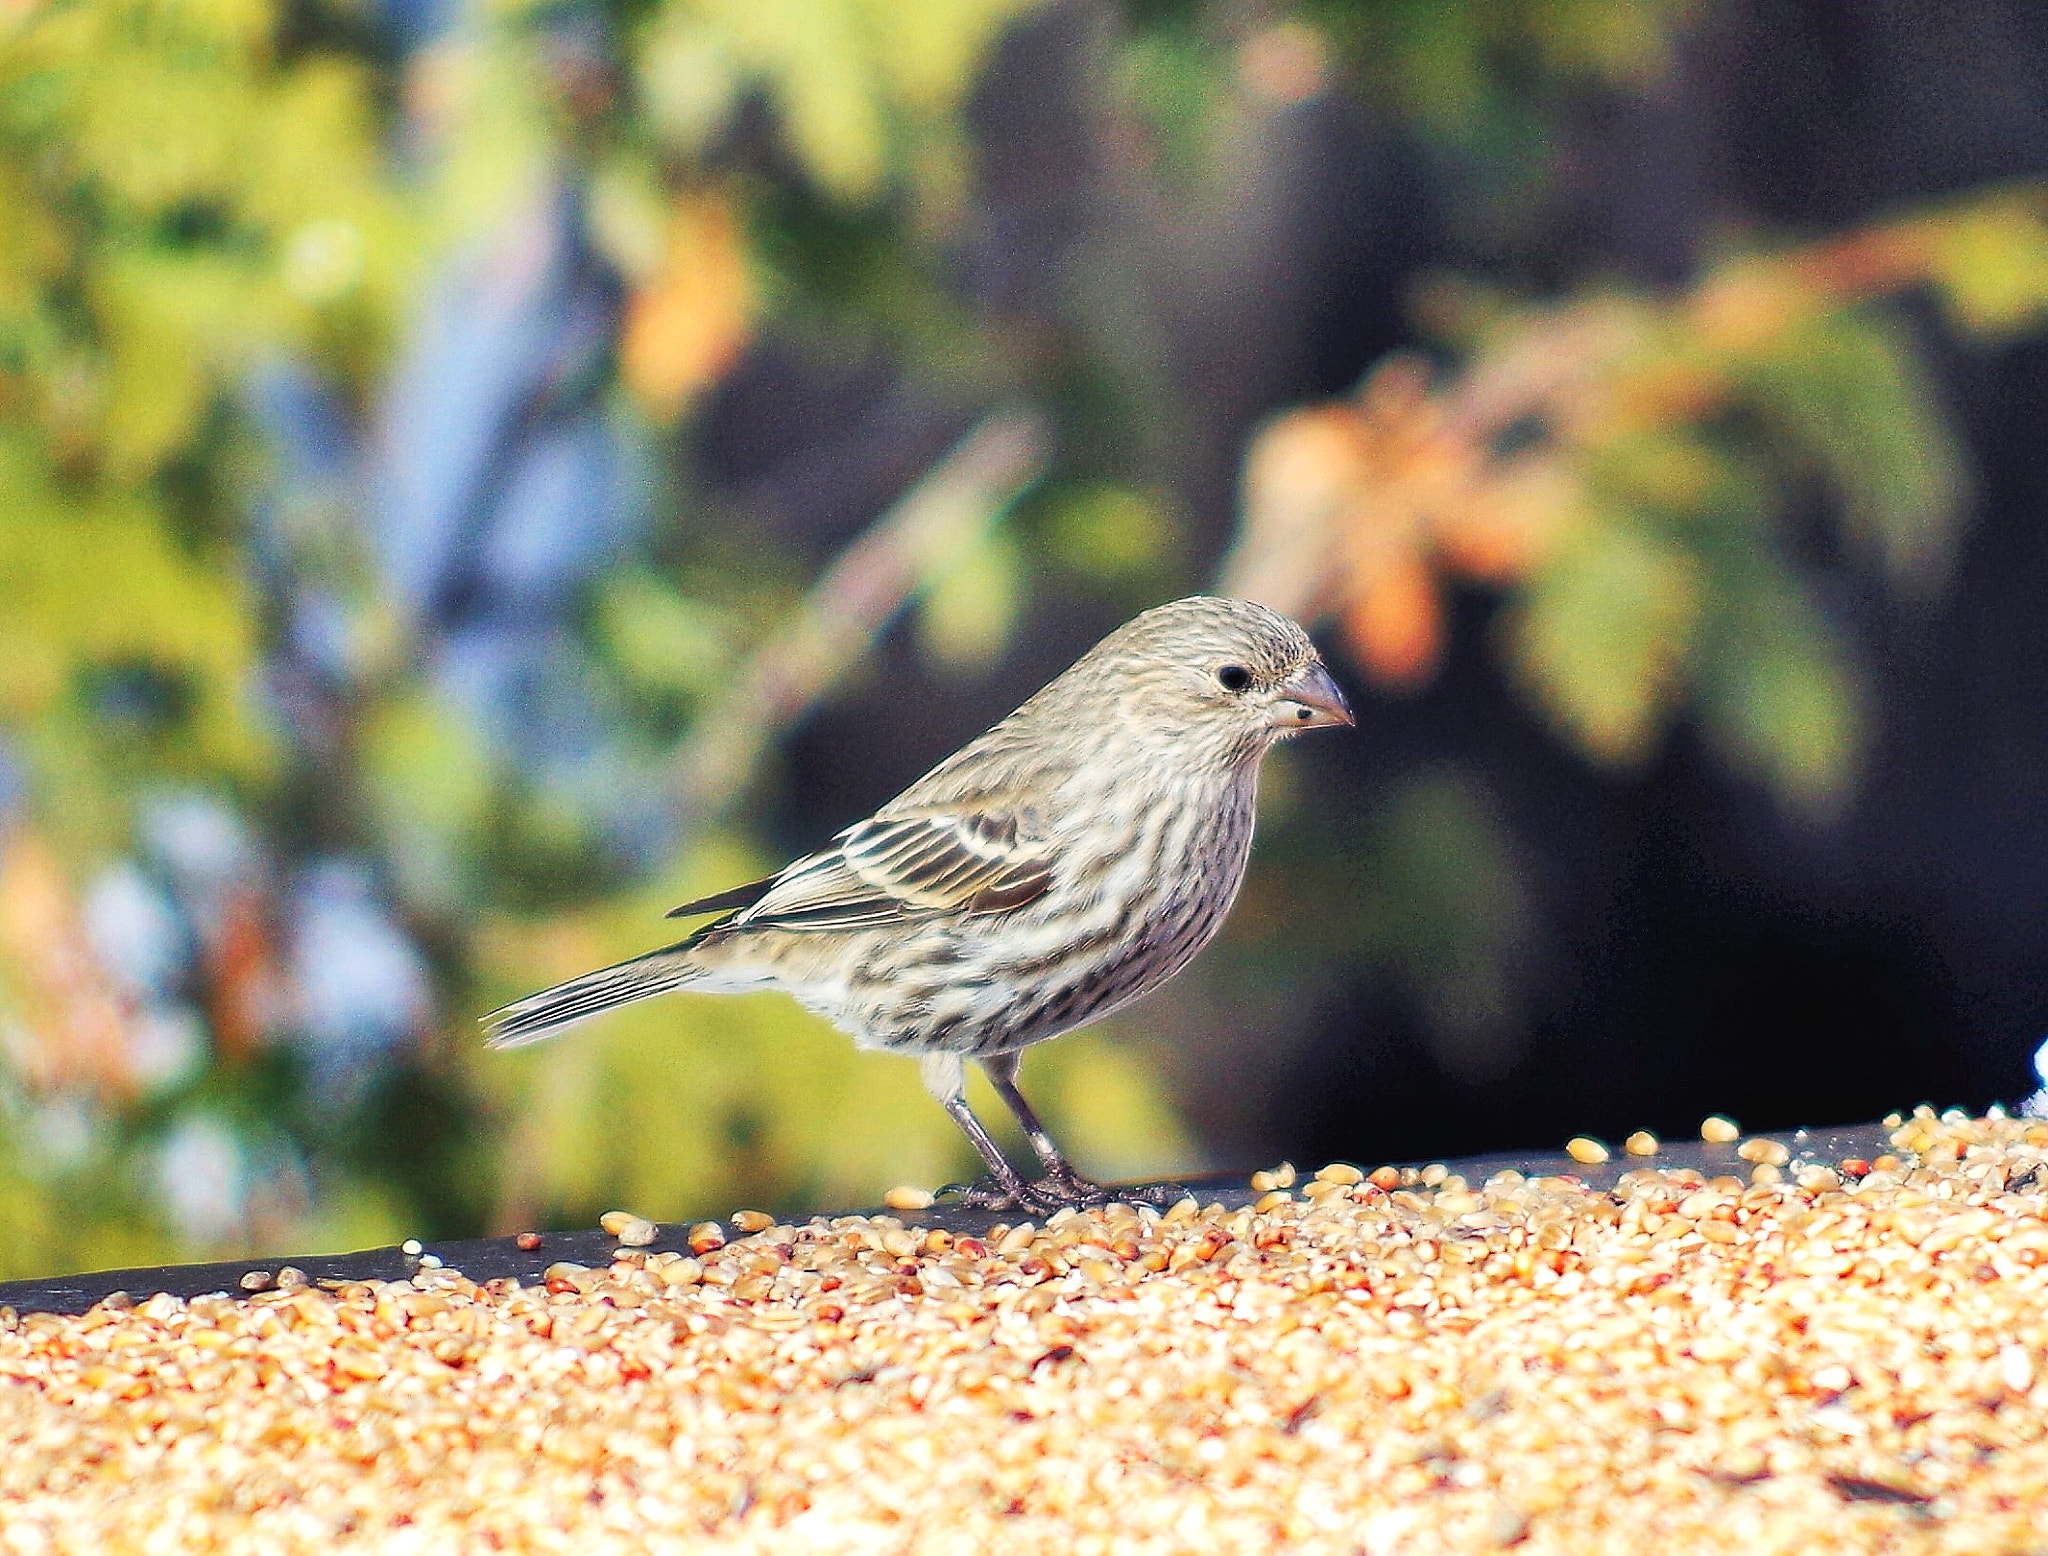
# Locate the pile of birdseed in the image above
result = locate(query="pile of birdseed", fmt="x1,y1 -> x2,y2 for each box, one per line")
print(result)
4,1109 -> 2048,1554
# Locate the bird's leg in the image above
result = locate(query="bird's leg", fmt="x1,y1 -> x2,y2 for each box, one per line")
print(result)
983,1051 -> 1191,1211
921,1052 -> 1034,1209
980,1051 -> 1099,1197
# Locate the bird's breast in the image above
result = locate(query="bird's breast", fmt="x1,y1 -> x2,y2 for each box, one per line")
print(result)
964,768 -> 1260,1033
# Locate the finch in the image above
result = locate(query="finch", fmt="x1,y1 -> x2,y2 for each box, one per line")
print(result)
484,596 -> 1352,1211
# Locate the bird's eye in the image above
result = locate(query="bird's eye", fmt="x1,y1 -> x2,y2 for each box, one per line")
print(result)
1216,664 -> 1252,693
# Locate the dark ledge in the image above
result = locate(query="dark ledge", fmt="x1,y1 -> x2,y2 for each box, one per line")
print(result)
0,1122 -> 1899,1316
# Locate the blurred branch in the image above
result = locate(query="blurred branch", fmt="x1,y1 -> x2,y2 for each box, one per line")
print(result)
1223,183 -> 2048,803
669,407 -> 1052,830
1228,183 -> 2048,637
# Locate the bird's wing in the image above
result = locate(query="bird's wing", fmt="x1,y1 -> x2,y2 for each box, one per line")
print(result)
707,808 -> 1055,934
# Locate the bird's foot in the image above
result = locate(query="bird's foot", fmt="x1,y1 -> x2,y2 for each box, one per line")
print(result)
937,1174 -> 1188,1214
1018,1173 -> 1114,1213
1113,1180 -> 1203,1209
936,1173 -> 1106,1214
935,1174 -> 1036,1210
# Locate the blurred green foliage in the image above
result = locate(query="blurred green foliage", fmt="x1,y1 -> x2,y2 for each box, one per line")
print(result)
636,0 -> 1033,209
2,0 -> 2046,1280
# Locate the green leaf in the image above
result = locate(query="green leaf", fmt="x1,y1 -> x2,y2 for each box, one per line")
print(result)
68,36 -> 251,215
0,437 -> 270,779
1695,559 -> 1864,814
1923,193 -> 2048,339
1044,483 -> 1173,582
1504,513 -> 1703,764
596,569 -> 739,699
1527,0 -> 1678,83
1581,427 -> 1756,522
1737,306 -> 1964,588
93,249 -> 267,477
358,690 -> 499,908
638,0 -> 1037,206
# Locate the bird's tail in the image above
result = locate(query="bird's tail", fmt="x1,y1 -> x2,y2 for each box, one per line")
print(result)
482,942 -> 701,1050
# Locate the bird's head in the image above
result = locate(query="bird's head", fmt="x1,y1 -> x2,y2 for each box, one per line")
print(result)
1058,596 -> 1353,763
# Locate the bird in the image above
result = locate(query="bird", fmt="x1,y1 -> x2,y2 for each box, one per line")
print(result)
483,595 -> 1352,1211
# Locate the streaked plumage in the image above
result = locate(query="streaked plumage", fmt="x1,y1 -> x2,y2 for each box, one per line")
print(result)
485,596 -> 1351,1209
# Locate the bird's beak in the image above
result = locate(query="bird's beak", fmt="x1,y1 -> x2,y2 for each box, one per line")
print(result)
1269,661 -> 1354,730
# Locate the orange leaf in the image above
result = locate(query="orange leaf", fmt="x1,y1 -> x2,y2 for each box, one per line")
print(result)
620,196 -> 752,419
1688,262 -> 1810,355
1229,404 -> 1378,615
1437,461 -> 1580,583
1357,353 -> 1435,420
0,825 -> 137,1098
1343,551 -> 1445,689
204,886 -> 284,1063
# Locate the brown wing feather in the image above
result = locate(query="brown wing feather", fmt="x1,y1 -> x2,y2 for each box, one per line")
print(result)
663,876 -> 779,920
706,810 -> 1053,935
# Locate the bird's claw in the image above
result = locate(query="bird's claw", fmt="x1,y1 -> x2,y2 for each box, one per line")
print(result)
1020,1175 -> 1113,1213
936,1175 -> 1090,1212
936,1174 -> 1189,1214
936,1175 -> 1030,1209
1113,1180 -> 1201,1209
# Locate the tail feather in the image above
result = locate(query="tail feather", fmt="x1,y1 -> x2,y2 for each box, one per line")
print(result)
482,943 -> 699,1050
